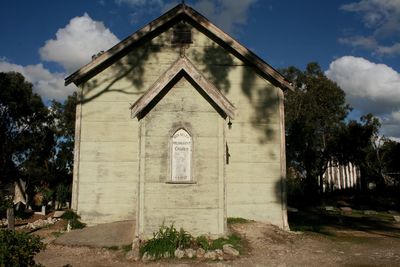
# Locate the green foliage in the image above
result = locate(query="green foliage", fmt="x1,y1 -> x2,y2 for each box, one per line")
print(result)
210,234 -> 242,252
195,235 -> 210,250
227,217 -> 250,224
0,72 -> 50,200
0,230 -> 45,267
61,210 -> 86,230
0,197 -> 12,214
282,63 -> 351,197
61,209 -> 79,220
55,184 -> 70,209
140,224 -> 193,259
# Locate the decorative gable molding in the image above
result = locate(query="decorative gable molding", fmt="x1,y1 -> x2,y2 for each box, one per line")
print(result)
130,56 -> 236,119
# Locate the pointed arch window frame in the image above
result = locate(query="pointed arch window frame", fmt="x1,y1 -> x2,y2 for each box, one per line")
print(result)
169,127 -> 194,183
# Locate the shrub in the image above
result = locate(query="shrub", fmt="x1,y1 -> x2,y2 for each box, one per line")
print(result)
61,210 -> 86,230
55,184 -> 70,209
210,234 -> 242,252
195,235 -> 210,250
140,224 -> 193,259
0,230 -> 45,267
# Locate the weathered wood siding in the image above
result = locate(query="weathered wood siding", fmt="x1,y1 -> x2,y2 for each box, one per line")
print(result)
185,27 -> 285,226
75,23 -> 285,228
76,40 -> 181,224
137,76 -> 226,237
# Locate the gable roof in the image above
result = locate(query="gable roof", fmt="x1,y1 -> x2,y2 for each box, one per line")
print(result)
64,3 -> 294,91
130,56 -> 236,119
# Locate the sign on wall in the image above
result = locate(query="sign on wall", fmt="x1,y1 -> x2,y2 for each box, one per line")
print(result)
171,129 -> 192,182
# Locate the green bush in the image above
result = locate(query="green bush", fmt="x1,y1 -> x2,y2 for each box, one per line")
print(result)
61,210 -> 86,230
140,224 -> 193,259
210,234 -> 242,252
0,230 -> 45,267
55,184 -> 70,209
195,235 -> 210,250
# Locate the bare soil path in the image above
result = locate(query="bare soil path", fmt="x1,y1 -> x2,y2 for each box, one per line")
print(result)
35,218 -> 400,267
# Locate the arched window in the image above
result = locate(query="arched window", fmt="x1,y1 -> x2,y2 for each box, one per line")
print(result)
171,129 -> 192,182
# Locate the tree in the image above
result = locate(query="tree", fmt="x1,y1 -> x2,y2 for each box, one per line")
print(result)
281,63 -> 351,198
381,139 -> 400,188
0,72 -> 50,228
331,114 -> 381,191
47,93 -> 77,207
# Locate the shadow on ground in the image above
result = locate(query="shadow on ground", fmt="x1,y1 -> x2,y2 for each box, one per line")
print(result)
288,208 -> 400,238
54,220 -> 135,248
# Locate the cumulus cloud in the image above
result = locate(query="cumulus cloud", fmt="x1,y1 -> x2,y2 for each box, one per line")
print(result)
340,0 -> 400,56
115,0 -> 257,34
326,56 -> 400,139
40,13 -> 120,73
0,60 -> 76,101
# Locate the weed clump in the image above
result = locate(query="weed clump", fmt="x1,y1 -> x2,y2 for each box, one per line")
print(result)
61,210 -> 86,230
140,224 -> 193,259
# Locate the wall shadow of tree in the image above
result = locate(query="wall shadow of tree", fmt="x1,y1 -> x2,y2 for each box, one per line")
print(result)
242,67 -> 279,142
79,34 -> 169,105
191,43 -> 233,94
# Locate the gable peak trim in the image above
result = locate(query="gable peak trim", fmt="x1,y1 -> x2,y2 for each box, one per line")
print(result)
130,56 -> 236,119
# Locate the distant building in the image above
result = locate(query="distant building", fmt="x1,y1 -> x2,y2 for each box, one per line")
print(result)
65,3 -> 293,238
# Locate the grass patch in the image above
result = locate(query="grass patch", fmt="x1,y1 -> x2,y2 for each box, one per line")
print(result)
210,234 -> 242,252
140,224 -> 247,260
140,224 -> 192,259
227,217 -> 250,224
106,246 -> 119,251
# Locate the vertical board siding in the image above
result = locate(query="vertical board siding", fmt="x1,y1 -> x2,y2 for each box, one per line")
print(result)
139,76 -> 225,237
75,22 -> 285,229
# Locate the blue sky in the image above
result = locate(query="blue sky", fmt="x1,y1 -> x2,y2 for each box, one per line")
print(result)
0,0 -> 399,139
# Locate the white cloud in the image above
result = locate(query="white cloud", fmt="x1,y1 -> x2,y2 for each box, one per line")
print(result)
115,0 -> 257,34
377,43 -> 400,56
40,13 -> 120,73
341,0 -> 400,29
338,36 -> 378,50
340,0 -> 400,56
0,60 -> 76,101
326,56 -> 400,138
193,0 -> 257,33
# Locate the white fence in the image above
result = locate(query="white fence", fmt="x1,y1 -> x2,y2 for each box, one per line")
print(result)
322,161 -> 361,192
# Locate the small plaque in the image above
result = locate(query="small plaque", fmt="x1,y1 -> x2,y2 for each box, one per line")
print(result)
171,129 -> 192,182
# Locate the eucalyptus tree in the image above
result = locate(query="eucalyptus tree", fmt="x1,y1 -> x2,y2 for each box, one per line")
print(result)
281,63 -> 350,198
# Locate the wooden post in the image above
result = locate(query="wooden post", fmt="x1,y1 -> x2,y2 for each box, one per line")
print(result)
7,207 -> 15,230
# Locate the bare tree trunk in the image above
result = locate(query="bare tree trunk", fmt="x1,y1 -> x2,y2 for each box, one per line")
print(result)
7,207 -> 14,230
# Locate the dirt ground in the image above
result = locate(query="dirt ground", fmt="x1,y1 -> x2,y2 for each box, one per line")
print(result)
34,211 -> 400,267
